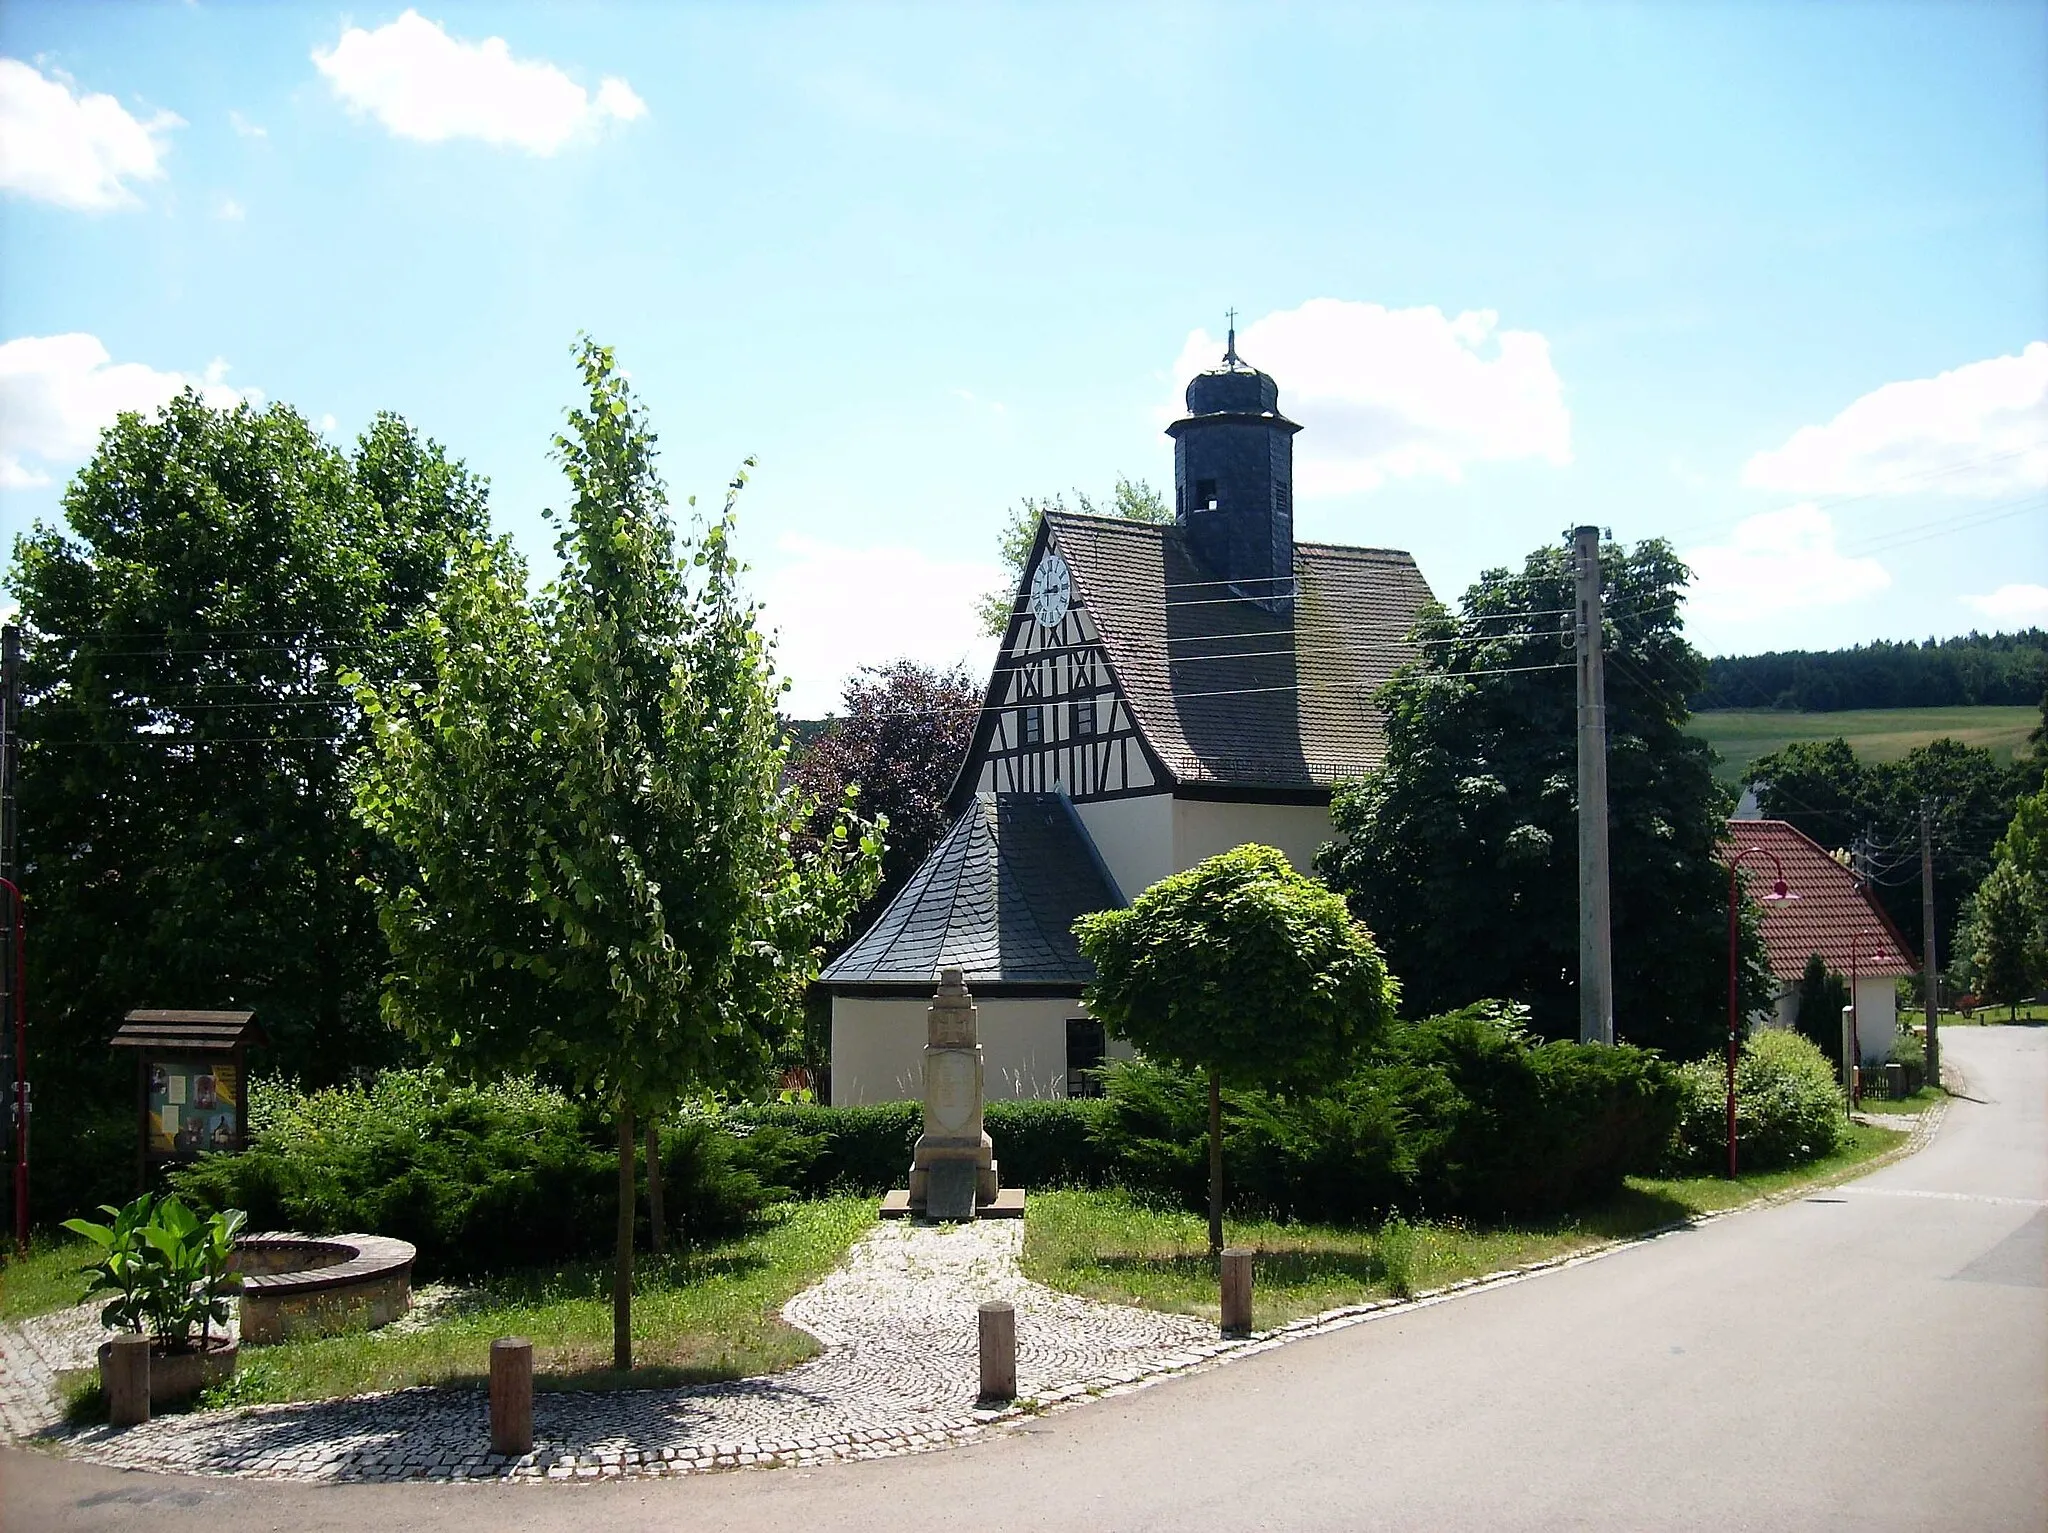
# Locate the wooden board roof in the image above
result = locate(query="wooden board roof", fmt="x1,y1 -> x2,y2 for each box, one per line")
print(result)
112,1009 -> 265,1053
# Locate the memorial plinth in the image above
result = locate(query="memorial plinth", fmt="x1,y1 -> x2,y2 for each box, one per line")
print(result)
881,968 -> 1024,1221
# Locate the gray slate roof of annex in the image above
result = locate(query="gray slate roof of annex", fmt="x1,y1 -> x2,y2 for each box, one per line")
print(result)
820,793 -> 1117,990
1042,511 -> 1433,790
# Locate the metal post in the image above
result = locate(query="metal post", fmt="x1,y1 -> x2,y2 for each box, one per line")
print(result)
1841,1004 -> 1856,1119
1920,799 -> 1940,1089
1573,527 -> 1614,1046
1726,859 -> 1741,1178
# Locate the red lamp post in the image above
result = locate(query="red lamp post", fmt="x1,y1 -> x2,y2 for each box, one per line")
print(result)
1726,848 -> 1797,1179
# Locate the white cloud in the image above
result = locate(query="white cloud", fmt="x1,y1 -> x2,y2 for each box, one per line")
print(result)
0,57 -> 181,210
1744,343 -> 2048,499
1682,504 -> 1892,623
756,535 -> 1003,717
312,10 -> 645,154
228,110 -> 266,139
1169,299 -> 1571,497
1963,583 -> 2048,627
215,195 -> 245,221
0,334 -> 261,490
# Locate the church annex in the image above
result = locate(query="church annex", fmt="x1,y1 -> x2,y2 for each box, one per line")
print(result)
819,333 -> 1436,1104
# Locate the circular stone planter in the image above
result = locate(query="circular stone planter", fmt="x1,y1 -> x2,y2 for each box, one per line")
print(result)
232,1233 -> 415,1344
98,1336 -> 238,1406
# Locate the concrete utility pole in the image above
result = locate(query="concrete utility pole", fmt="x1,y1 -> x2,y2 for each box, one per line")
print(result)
1921,798 -> 1940,1088
1,624 -> 18,1249
1573,526 -> 1615,1046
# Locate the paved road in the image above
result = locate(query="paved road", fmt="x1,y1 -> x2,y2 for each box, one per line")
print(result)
6,1026 -> 2043,1532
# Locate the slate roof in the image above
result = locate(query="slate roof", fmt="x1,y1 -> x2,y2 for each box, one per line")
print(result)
1720,820 -> 1918,982
821,793 -> 1120,992
1043,511 -> 1433,790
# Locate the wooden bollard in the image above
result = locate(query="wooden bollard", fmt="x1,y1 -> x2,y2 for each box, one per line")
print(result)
105,1334 -> 151,1427
1220,1247 -> 1254,1336
978,1301 -> 1017,1403
489,1336 -> 533,1456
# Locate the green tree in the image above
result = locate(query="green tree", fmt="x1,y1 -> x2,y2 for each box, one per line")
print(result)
1792,952 -> 1850,1064
350,341 -> 878,1369
8,393 -> 488,1222
1075,844 -> 1397,1255
1319,535 -> 1759,1059
974,475 -> 1169,634
1970,861 -> 2044,1019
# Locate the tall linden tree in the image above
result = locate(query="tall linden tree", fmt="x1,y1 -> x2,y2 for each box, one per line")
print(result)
350,340 -> 879,1369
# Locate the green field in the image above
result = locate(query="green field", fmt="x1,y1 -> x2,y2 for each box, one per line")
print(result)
1688,705 -> 2038,786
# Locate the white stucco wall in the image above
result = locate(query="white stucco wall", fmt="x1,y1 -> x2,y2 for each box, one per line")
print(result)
1074,793 -> 1173,901
1765,976 -> 1898,1067
830,995 -> 1133,1106
1173,798 -> 1335,881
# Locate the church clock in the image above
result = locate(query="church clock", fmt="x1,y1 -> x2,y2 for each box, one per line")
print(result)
1028,552 -> 1072,629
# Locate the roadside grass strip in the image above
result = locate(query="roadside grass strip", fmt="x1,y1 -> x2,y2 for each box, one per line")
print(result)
1022,1120 -> 1918,1333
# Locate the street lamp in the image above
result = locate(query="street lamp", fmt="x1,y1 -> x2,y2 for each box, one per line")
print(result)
1727,848 -> 1798,1179
0,876 -> 23,1256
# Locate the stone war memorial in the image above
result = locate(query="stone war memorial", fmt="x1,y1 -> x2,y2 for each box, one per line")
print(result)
883,969 -> 1025,1221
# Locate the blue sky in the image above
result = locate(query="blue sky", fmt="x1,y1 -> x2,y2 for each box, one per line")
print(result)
2,1 -> 2043,714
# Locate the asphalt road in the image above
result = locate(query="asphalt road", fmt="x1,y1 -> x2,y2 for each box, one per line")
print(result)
6,1026 -> 2043,1532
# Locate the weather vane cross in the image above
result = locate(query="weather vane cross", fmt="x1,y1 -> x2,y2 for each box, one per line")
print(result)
1224,307 -> 1240,365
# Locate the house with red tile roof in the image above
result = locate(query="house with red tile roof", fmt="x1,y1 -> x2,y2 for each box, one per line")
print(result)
1720,818 -> 1918,1066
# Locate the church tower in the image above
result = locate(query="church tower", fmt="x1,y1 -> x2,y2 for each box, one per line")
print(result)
1166,322 -> 1302,615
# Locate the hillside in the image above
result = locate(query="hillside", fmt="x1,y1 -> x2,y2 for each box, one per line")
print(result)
1687,705 -> 2038,786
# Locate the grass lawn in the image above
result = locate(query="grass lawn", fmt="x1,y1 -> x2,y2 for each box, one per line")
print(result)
1021,1122 -> 1906,1332
0,1235 -> 97,1324
44,1197 -> 874,1420
1935,1004 -> 2048,1026
1686,705 -> 2036,786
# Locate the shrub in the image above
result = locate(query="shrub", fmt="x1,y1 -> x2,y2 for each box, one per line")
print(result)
1669,1029 -> 1845,1174
1091,1004 -> 1679,1223
1384,1007 -> 1684,1217
172,1071 -> 800,1277
726,1097 -> 1113,1193
62,1193 -> 245,1351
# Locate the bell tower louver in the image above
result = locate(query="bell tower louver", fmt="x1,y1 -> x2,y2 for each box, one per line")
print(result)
1165,322 -> 1302,615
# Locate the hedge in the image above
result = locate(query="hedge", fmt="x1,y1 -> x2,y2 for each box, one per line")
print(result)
726,1097 -> 1112,1193
1668,1029 -> 1845,1173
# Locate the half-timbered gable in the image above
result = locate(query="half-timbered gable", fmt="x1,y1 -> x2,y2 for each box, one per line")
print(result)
821,330 -> 1437,1104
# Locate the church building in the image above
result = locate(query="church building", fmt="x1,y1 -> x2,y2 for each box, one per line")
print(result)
819,332 -> 1436,1104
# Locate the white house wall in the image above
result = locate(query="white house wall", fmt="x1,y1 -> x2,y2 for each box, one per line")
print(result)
1765,976 -> 1901,1067
1074,793 -> 1173,902
830,995 -> 1133,1106
1173,798 -> 1334,882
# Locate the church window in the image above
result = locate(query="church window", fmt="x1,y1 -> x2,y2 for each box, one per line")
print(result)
1195,477 -> 1219,511
1071,697 -> 1096,736
1066,1018 -> 1106,1098
1021,706 -> 1043,747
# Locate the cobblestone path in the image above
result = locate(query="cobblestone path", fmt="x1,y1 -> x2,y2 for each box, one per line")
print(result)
6,1219 -> 1247,1483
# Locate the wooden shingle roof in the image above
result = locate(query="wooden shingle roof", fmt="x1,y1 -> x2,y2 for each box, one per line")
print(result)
1043,511 -> 1432,792
821,793 -> 1119,994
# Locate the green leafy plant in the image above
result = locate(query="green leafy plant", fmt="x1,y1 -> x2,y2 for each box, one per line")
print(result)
1077,845 -> 1399,1255
62,1194 -> 247,1352
1669,1029 -> 1844,1174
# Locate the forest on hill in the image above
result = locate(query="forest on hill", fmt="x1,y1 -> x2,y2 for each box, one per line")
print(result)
1692,630 -> 2048,713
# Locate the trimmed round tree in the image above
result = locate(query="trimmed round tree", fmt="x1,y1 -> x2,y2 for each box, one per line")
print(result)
1075,844 -> 1399,1256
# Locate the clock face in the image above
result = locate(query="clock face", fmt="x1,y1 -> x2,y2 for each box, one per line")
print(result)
1028,553 -> 1072,629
